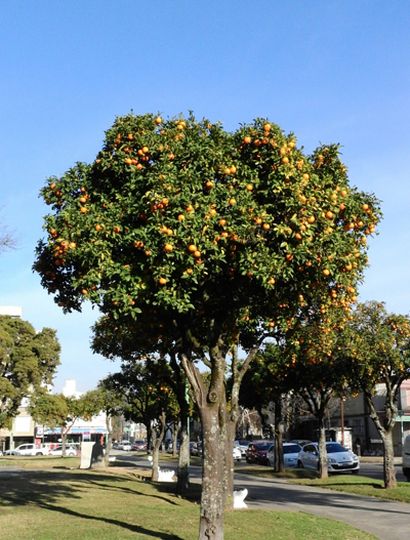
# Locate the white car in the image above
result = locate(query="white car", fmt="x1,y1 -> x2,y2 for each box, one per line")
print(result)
233,446 -> 242,462
48,444 -> 77,457
118,440 -> 132,451
6,443 -> 48,456
234,440 -> 250,458
298,442 -> 360,473
267,442 -> 302,468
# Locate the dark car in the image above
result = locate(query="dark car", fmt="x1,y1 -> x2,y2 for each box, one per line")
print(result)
131,440 -> 147,451
189,441 -> 203,456
245,440 -> 273,465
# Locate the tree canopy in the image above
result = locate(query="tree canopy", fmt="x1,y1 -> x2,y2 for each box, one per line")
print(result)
34,114 -> 379,339
0,315 -> 60,428
343,301 -> 410,488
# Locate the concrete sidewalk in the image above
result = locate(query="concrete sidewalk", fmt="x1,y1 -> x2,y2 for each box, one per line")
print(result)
235,475 -> 410,540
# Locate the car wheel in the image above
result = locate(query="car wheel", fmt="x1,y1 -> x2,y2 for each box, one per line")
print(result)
297,460 -> 304,468
352,469 -> 359,474
35,452 -> 43,456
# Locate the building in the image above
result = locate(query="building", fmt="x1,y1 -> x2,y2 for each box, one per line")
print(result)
294,382 -> 410,456
0,305 -> 22,317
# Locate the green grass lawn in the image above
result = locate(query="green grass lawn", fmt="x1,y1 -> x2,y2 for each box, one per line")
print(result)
0,455 -> 80,469
0,460 -> 375,540
290,474 -> 410,503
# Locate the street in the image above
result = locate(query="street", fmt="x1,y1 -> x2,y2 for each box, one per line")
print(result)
112,449 -> 408,483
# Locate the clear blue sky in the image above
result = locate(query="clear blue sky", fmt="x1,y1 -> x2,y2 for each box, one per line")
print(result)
1,1 -> 409,392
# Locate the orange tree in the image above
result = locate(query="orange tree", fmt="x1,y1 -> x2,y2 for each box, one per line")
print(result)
239,342 -> 295,472
280,303 -> 357,479
343,301 -> 410,488
34,113 -> 380,540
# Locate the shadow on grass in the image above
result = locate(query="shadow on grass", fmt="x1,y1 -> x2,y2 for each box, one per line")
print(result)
0,469 -> 184,539
153,480 -> 201,504
38,502 -> 183,539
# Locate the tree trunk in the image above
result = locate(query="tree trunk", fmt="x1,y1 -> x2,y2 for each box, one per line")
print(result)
363,390 -> 398,488
198,403 -> 225,540
61,427 -> 68,457
177,414 -> 190,494
172,422 -> 179,457
151,412 -> 166,483
104,414 -> 113,467
180,343 -> 254,540
223,416 -> 236,509
381,429 -> 397,488
317,417 -> 328,479
274,398 -> 284,472
146,422 -> 152,453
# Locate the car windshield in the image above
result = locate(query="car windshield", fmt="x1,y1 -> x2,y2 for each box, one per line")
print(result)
255,443 -> 271,450
326,443 -> 348,453
283,444 -> 301,454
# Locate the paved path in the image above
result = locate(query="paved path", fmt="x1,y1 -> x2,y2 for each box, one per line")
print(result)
234,474 -> 410,540
112,453 -> 410,539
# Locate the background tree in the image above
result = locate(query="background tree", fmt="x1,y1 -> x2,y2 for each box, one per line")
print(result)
103,357 -> 179,481
30,390 -> 101,456
0,315 -> 60,429
93,381 -> 131,466
240,342 -> 295,472
93,313 -> 193,493
34,113 -> 380,540
280,305 -> 355,479
343,301 -> 410,488
0,217 -> 15,254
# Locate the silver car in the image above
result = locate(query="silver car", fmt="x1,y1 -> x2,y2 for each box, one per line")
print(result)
298,442 -> 360,473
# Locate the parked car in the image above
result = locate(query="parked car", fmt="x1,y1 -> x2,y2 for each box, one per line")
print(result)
118,440 -> 132,451
48,444 -> 78,457
234,439 -> 250,458
245,440 -> 273,465
267,442 -> 302,468
233,446 -> 242,462
297,442 -> 360,473
189,441 -> 203,456
402,434 -> 410,480
290,439 -> 312,448
131,440 -> 147,451
5,443 -> 48,456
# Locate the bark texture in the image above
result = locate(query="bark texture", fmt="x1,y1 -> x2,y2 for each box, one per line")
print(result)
365,390 -> 398,488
